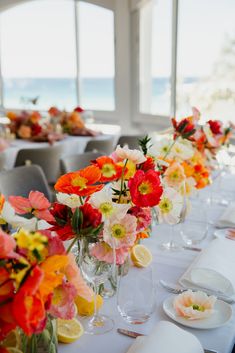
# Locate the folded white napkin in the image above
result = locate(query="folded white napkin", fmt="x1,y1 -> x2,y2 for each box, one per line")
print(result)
179,238 -> 235,296
216,202 -> 235,228
126,321 -> 203,353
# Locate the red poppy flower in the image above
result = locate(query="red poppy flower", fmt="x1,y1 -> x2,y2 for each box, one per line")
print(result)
80,203 -> 102,229
31,123 -> 42,136
93,156 -> 122,182
12,266 -> 46,335
48,106 -> 61,116
49,203 -> 75,241
172,118 -> 195,139
74,106 -> 84,113
140,156 -> 155,172
208,120 -> 222,135
128,170 -> 163,207
54,165 -> 103,196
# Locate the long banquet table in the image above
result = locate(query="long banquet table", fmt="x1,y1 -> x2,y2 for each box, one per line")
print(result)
2,123 -> 121,169
59,172 -> 235,353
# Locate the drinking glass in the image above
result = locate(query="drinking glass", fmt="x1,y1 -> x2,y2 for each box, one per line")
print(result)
79,242 -> 114,335
180,202 -> 208,245
117,266 -> 156,324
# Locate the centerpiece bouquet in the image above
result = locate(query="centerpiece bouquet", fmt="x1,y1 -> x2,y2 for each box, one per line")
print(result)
6,110 -> 65,144
0,192 -> 93,353
48,106 -> 99,137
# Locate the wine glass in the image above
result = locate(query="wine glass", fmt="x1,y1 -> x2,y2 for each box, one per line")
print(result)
79,242 -> 114,335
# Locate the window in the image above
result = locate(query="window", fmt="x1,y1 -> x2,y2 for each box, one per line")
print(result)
139,0 -> 172,116
0,0 -> 116,112
77,2 -> 115,111
176,0 -> 235,123
1,0 -> 77,110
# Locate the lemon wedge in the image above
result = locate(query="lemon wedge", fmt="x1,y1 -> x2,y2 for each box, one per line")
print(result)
57,318 -> 84,343
131,244 -> 153,268
75,294 -> 103,316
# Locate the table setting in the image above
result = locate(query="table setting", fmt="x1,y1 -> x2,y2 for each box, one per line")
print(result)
1,108 -> 235,353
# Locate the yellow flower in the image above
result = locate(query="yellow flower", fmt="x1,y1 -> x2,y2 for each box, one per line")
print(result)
15,229 -> 48,251
10,257 -> 30,288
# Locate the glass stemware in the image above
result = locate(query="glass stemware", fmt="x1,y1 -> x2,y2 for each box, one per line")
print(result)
117,266 -> 155,324
79,240 -> 114,335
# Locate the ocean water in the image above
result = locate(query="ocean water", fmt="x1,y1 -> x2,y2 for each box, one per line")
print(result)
3,77 -> 195,114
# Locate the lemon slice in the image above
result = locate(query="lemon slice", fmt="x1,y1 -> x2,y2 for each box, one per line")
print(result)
131,244 -> 153,268
75,294 -> 103,316
2,330 -> 21,348
57,318 -> 84,343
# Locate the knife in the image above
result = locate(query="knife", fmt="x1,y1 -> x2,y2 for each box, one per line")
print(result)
117,328 -> 218,353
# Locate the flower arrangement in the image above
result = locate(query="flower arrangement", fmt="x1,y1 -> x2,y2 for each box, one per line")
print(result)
0,108 -> 233,350
6,110 -> 65,144
0,191 -> 93,352
48,106 -> 99,137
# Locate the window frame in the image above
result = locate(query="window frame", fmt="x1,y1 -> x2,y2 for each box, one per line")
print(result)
131,0 -> 178,129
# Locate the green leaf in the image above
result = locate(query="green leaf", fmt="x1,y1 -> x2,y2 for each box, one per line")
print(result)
139,135 -> 152,155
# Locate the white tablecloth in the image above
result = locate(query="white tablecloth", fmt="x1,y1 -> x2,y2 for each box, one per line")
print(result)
3,123 -> 120,169
59,173 -> 235,353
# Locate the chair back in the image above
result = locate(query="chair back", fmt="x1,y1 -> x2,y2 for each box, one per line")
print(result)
0,165 -> 52,200
117,135 -> 144,150
85,139 -> 113,155
60,152 -> 102,174
0,153 -> 5,171
15,145 -> 63,184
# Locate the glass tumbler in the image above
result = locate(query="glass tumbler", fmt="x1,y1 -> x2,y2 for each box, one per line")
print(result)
117,266 -> 156,324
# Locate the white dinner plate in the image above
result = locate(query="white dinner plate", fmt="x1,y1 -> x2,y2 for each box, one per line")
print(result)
163,295 -> 232,329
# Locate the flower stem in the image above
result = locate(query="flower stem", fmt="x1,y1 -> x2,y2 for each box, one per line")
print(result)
66,236 -> 79,254
162,136 -> 178,160
118,159 -> 128,203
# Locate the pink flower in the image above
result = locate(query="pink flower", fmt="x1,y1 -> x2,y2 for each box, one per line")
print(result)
64,254 -> 93,301
129,206 -> 151,231
0,229 -> 18,259
103,214 -> 137,250
91,241 -> 129,265
174,290 -> 216,320
9,191 -> 54,222
40,230 -> 66,256
49,280 -> 77,319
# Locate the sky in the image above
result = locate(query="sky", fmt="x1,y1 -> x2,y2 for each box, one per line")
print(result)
0,0 -> 235,78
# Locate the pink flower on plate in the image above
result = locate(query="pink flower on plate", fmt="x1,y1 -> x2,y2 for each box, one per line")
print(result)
90,241 -> 129,265
0,228 -> 18,259
49,280 -> 77,320
64,253 -> 93,301
103,214 -> 137,250
173,290 -> 216,320
9,191 -> 54,222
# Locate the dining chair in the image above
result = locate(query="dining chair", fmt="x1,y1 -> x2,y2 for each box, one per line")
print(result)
14,145 -> 63,185
0,153 -> 5,171
117,135 -> 144,150
60,152 -> 102,174
0,164 -> 52,200
85,139 -> 114,155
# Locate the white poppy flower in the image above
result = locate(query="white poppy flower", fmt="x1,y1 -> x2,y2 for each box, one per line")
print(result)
1,201 -> 37,231
149,138 -> 172,159
155,187 -> 183,225
89,187 -> 131,220
114,145 -> 146,164
56,192 -> 82,208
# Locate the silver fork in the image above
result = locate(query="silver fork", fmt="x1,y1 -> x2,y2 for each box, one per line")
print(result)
159,280 -> 235,304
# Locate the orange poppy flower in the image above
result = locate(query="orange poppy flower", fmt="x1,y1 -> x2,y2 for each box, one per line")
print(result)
54,165 -> 103,196
94,156 -> 122,182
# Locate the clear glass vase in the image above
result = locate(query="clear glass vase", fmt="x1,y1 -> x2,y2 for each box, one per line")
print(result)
21,316 -> 57,353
